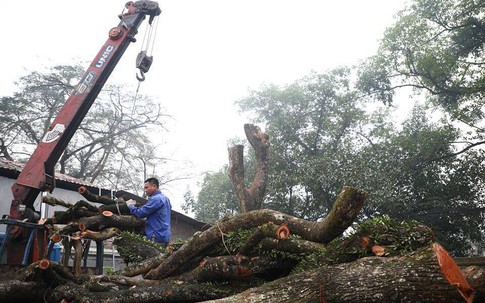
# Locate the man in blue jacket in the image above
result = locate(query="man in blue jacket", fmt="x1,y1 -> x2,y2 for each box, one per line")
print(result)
126,177 -> 171,248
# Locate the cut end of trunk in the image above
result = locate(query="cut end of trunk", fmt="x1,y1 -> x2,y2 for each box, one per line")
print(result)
371,245 -> 386,256
277,224 -> 290,240
78,186 -> 87,194
37,259 -> 50,270
102,210 -> 113,217
361,236 -> 370,248
433,242 -> 474,303
51,233 -> 62,243
78,223 -> 87,231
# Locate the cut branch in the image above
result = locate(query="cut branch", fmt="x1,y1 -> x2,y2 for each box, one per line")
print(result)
78,186 -> 117,205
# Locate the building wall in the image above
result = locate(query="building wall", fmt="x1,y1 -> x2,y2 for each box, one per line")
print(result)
0,176 -> 202,240
171,215 -> 204,240
0,176 -> 94,232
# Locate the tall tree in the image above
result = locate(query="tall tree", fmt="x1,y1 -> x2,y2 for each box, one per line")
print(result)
237,68 -> 369,221
182,168 -> 240,223
349,105 -> 485,255
191,67 -> 485,255
358,0 -> 485,123
0,64 -> 168,193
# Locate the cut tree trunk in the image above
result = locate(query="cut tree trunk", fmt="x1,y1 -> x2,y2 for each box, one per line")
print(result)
80,227 -> 121,241
78,186 -> 117,205
462,266 -> 485,303
203,243 -> 474,303
0,280 -> 48,303
60,213 -> 145,234
112,253 -> 167,277
48,280 -> 228,303
43,198 -> 100,224
228,124 -> 270,212
145,186 -> 366,279
171,255 -> 292,283
238,223 -> 290,255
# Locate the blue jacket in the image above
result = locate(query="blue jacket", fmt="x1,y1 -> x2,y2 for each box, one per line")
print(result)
128,190 -> 171,243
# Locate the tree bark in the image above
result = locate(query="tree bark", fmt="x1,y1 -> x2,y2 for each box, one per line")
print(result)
112,253 -> 167,277
0,280 -> 48,302
259,237 -> 325,255
239,223 -> 290,255
48,280 -> 227,303
145,186 -> 366,280
113,232 -> 163,263
462,266 -> 485,303
80,227 -> 121,241
60,213 -> 145,234
228,124 -> 270,212
78,186 -> 117,205
203,243 -> 474,303
172,255 -> 291,283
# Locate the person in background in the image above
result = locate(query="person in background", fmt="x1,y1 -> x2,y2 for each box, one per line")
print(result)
126,177 -> 171,248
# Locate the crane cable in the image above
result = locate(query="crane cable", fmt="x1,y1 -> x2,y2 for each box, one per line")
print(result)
112,15 -> 160,199
136,15 -> 160,81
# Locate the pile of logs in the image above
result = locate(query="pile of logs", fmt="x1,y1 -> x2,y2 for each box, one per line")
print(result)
0,185 -> 480,302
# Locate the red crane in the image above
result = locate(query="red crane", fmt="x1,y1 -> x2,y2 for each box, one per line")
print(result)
2,1 -> 161,265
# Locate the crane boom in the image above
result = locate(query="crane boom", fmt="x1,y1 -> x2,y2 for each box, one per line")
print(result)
10,1 -> 161,222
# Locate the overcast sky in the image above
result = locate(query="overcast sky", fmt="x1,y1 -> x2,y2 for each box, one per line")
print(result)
1,0 -> 407,213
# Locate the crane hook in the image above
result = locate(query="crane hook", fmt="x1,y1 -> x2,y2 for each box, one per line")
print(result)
135,51 -> 152,82
136,69 -> 146,82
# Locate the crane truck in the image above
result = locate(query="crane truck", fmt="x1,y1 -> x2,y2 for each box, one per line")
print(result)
0,1 -> 161,265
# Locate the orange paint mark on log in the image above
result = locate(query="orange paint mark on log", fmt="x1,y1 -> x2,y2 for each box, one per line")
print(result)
277,224 -> 290,240
37,259 -> 50,270
433,242 -> 474,303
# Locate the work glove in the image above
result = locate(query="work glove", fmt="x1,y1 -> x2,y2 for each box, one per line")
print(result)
126,199 -> 137,207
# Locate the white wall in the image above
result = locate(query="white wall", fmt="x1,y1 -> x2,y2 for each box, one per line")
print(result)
0,176 -> 95,232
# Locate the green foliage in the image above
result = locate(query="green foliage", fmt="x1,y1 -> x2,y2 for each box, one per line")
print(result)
358,0 -> 485,122
183,167 -> 240,223
103,266 -> 115,275
237,68 -> 371,221
293,216 -> 436,273
191,1 -> 485,256
114,231 -> 165,264
351,216 -> 435,255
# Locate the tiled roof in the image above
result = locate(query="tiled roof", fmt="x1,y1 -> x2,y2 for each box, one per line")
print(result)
0,159 -> 109,190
